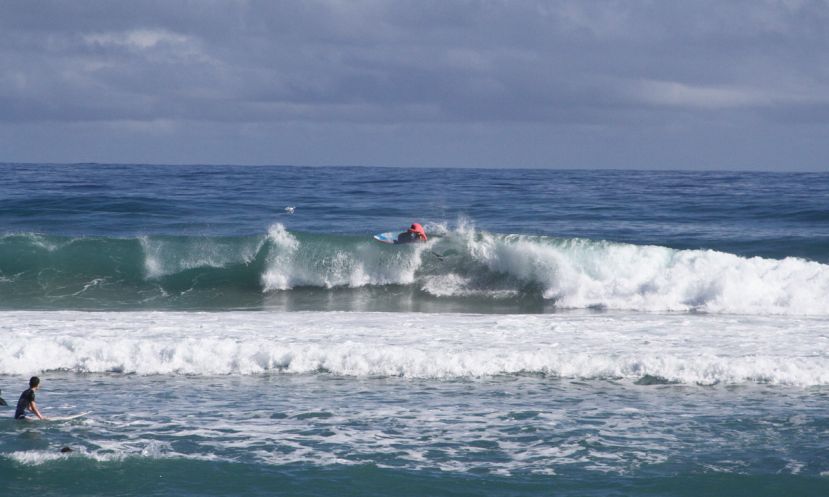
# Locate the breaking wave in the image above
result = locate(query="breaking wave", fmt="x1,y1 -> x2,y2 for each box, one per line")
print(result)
1,224 -> 827,315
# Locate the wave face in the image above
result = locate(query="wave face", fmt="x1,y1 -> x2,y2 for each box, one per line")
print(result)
1,224 -> 828,315
2,311 -> 827,385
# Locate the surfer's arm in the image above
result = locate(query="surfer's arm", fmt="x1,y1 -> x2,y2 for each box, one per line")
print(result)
29,400 -> 46,420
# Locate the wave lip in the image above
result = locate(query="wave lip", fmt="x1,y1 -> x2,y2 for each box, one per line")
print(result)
2,311 -> 828,386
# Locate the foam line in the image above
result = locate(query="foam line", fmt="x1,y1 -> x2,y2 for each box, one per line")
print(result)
1,311 -> 827,385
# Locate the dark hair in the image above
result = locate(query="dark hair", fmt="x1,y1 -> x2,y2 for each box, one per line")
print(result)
29,376 -> 40,388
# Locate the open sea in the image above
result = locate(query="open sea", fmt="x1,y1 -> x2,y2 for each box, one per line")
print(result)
1,163 -> 828,496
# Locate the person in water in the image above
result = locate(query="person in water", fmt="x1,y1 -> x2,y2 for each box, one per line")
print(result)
15,376 -> 45,420
397,223 -> 428,244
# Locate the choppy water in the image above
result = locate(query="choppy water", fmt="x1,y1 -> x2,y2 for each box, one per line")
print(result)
1,164 -> 828,496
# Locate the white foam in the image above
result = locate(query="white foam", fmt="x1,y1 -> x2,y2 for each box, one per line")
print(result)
6,451 -> 68,465
3,446 -> 222,466
259,223 -> 299,290
450,229 -> 829,315
260,223 -> 429,291
0,310 -> 827,386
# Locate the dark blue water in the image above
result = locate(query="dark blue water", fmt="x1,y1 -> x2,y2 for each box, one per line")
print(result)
3,163 -> 827,258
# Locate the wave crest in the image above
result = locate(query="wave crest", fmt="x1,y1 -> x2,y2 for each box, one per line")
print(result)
455,231 -> 829,314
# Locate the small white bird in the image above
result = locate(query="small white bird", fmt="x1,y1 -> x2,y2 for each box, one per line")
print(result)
284,206 -> 295,214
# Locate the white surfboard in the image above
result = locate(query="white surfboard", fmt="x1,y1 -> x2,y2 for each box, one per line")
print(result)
46,411 -> 91,421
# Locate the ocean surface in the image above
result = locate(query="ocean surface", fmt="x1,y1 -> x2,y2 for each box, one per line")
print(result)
1,163 -> 828,496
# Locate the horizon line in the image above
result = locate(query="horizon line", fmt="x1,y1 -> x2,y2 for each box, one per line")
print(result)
1,161 -> 824,175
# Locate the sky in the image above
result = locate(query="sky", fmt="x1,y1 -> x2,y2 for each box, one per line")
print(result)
1,0 -> 828,171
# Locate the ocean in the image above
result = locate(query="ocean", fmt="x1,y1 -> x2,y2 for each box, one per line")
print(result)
1,163 -> 827,496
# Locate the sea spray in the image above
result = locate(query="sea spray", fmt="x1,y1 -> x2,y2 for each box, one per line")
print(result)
259,223 -> 427,290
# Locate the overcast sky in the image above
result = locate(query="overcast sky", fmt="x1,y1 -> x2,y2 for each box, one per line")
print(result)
1,1 -> 828,170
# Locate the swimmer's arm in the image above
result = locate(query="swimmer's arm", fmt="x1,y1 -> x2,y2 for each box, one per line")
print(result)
29,400 -> 46,420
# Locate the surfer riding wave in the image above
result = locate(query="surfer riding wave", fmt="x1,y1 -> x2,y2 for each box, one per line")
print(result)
397,223 -> 428,244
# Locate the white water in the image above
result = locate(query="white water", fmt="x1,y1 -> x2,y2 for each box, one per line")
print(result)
453,230 -> 829,315
1,311 -> 827,386
260,224 -> 429,291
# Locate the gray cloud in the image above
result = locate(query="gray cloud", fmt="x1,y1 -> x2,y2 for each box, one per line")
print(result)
1,0 -> 828,169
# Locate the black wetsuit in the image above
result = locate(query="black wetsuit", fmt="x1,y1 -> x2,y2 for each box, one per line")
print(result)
396,231 -> 420,244
14,388 -> 35,419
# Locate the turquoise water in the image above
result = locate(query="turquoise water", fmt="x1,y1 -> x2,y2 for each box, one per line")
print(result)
1,164 -> 828,495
